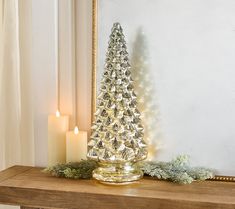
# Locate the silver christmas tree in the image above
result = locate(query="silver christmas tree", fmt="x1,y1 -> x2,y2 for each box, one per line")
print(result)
87,23 -> 148,184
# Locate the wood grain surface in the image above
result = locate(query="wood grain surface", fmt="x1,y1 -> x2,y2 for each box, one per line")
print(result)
0,166 -> 234,209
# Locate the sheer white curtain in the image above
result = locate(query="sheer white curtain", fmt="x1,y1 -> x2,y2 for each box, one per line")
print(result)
0,0 -> 34,170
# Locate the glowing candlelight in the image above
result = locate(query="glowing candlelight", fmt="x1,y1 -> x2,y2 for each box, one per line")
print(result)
48,113 -> 69,166
74,126 -> 79,134
56,110 -> 61,117
66,126 -> 87,163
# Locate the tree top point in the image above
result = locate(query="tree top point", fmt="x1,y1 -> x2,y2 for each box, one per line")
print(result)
113,22 -> 122,30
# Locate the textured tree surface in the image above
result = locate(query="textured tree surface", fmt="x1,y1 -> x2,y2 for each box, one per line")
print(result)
87,23 -> 148,163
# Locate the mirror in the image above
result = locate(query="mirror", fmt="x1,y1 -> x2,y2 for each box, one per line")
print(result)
92,0 -> 235,176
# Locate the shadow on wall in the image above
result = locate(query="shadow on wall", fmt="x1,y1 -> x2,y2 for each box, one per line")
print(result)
131,28 -> 163,160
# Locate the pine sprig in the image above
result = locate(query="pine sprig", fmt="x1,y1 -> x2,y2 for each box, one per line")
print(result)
44,156 -> 214,184
139,155 -> 214,184
43,160 -> 98,179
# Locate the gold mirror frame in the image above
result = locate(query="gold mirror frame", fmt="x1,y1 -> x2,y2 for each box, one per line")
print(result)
91,0 -> 235,182
91,0 -> 97,122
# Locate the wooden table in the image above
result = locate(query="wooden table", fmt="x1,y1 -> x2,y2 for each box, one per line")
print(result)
0,166 -> 234,209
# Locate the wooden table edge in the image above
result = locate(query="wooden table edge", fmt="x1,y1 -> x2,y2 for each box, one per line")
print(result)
1,166 -> 235,209
0,184 -> 234,209
0,166 -> 33,183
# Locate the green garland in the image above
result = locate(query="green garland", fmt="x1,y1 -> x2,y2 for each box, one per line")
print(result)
44,160 -> 98,179
44,155 -> 214,184
139,155 -> 214,184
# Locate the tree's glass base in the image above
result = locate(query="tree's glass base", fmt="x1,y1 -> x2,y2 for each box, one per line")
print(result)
92,162 -> 143,184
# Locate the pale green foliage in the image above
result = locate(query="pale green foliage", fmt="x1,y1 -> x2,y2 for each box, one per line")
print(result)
44,160 -> 98,179
139,155 -> 214,184
44,156 -> 214,184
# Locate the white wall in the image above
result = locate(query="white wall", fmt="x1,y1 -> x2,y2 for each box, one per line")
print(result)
98,0 -> 235,175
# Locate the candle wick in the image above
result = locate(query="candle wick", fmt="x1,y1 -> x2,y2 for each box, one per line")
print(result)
56,110 -> 61,117
74,126 -> 79,135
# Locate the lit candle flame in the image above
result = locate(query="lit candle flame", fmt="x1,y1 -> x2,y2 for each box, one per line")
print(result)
74,126 -> 79,135
56,110 -> 60,117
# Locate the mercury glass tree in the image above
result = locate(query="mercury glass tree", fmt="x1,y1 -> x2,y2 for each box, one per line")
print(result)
87,23 -> 148,184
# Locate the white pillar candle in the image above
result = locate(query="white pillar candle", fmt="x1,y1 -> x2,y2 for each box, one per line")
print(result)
66,127 -> 87,162
48,111 -> 69,166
